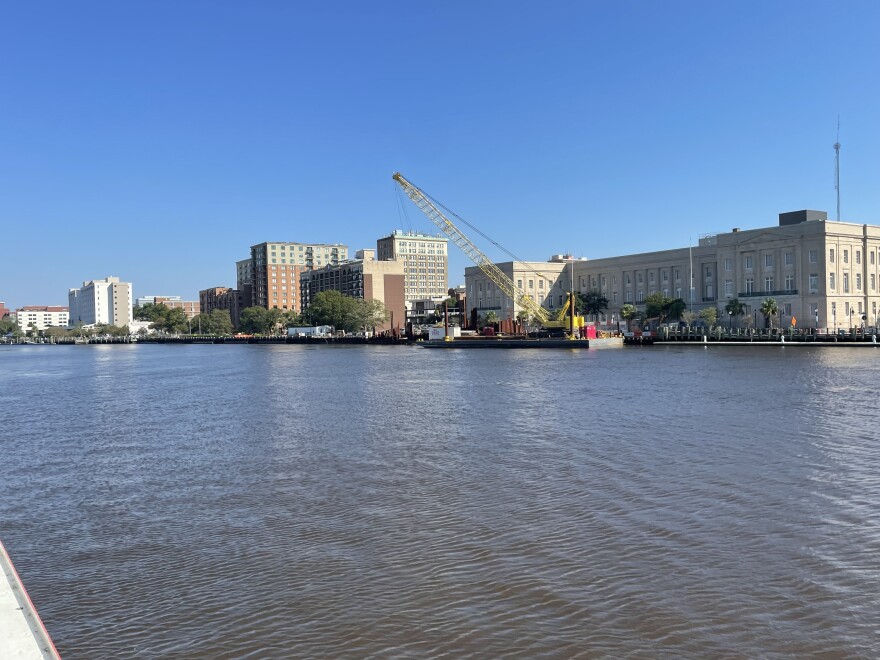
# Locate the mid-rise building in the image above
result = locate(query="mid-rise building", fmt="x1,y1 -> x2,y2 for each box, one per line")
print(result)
300,249 -> 405,332
466,210 -> 880,331
249,241 -> 348,312
199,286 -> 250,329
0,301 -> 9,320
68,276 -> 133,328
153,297 -> 199,320
13,306 -> 69,331
376,231 -> 448,301
136,296 -> 199,319
465,260 -> 569,322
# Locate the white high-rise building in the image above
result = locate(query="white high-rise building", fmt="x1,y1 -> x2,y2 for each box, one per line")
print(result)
68,276 -> 133,328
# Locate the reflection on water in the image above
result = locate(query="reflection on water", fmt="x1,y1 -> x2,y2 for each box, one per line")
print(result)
1,344 -> 879,658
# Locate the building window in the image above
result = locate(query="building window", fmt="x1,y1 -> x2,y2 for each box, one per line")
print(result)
764,254 -> 774,268
809,274 -> 818,293
724,280 -> 733,296
636,291 -> 644,303
746,278 -> 754,294
843,249 -> 849,264
745,256 -> 753,270
856,273 -> 862,290
809,249 -> 818,263
872,251 -> 876,266
856,250 -> 861,265
872,274 -> 876,291
830,248 -> 835,263
765,276 -> 774,291
843,273 -> 849,293
625,291 -> 633,303
784,252 -> 794,266
785,275 -> 795,292
724,258 -> 732,271
638,273 -> 643,283
830,273 -> 835,290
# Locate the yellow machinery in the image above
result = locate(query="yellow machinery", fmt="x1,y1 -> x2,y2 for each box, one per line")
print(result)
393,172 -> 584,336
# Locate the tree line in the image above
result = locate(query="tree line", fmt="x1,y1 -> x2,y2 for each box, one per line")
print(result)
133,291 -> 388,336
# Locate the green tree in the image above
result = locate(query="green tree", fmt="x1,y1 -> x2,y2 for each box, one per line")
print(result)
665,298 -> 687,321
484,310 -> 499,327
265,308 -> 285,335
620,304 -> 637,321
578,289 -> 609,321
134,303 -> 169,323
644,293 -> 669,322
206,309 -> 233,335
239,307 -> 271,334
681,310 -> 697,326
354,299 -> 388,333
283,310 -> 303,328
44,326 -> 70,339
724,298 -> 746,327
307,291 -> 358,331
699,306 -> 718,326
760,298 -> 778,329
158,307 -> 189,334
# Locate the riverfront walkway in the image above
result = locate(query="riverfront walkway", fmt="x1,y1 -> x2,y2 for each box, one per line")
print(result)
0,541 -> 59,659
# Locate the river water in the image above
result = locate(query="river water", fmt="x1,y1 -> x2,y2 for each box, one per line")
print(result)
1,343 -> 879,658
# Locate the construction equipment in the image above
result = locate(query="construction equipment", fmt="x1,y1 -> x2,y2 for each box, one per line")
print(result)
393,172 -> 583,335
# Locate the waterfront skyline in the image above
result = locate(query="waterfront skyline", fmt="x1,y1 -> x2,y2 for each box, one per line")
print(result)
2,1 -> 879,309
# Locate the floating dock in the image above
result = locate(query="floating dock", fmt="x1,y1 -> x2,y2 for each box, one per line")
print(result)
0,540 -> 59,659
419,337 -> 623,349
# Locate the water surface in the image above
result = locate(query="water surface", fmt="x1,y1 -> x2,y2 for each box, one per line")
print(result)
1,344 -> 879,658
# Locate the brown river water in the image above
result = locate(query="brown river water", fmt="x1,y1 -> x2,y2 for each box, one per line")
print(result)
1,343 -> 878,658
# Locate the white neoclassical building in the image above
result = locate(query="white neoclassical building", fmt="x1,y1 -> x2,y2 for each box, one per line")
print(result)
465,210 -> 880,331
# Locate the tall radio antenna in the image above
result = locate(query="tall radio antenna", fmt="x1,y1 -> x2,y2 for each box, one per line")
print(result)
834,116 -> 841,222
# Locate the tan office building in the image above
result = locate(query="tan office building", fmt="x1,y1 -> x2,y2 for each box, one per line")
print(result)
300,249 -> 405,332
466,210 -> 880,331
377,231 -> 448,301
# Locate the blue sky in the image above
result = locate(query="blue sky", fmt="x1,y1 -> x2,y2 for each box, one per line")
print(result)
1,1 -> 878,308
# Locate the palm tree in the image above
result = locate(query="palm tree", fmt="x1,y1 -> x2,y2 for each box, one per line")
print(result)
724,298 -> 746,328
484,310 -> 499,327
760,298 -> 778,329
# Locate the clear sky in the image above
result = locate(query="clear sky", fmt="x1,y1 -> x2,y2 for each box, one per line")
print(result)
2,1 -> 878,308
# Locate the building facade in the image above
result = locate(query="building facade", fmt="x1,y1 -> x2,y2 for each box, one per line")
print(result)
376,231 -> 448,302
199,286 -> 250,329
465,259 -> 569,321
68,276 -> 133,328
466,210 -> 880,331
248,242 -> 348,312
300,249 -> 405,332
13,306 -> 69,331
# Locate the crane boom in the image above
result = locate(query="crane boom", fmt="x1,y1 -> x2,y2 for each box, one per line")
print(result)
392,172 -> 551,325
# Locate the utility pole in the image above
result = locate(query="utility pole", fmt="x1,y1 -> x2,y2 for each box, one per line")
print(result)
834,116 -> 841,222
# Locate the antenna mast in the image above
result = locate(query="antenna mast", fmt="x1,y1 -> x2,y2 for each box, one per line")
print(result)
834,117 -> 841,222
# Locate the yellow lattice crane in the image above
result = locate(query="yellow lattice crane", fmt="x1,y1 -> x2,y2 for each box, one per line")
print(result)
393,172 -> 582,334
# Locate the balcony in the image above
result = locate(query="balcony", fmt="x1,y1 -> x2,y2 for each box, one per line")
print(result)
736,289 -> 798,298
